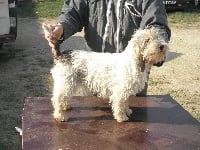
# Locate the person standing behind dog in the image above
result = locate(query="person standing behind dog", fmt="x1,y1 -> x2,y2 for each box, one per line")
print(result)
44,0 -> 171,96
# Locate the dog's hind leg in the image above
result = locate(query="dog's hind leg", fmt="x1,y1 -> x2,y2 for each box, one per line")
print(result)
125,99 -> 132,117
51,65 -> 74,121
51,79 -> 73,121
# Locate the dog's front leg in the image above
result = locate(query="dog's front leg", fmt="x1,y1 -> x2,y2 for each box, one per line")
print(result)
125,100 -> 132,117
51,97 -> 69,122
110,94 -> 130,122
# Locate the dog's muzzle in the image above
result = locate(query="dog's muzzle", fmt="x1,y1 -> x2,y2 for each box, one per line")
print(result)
153,57 -> 166,67
153,44 -> 167,67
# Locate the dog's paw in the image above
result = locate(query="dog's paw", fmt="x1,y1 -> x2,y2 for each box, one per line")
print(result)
126,108 -> 133,116
61,104 -> 71,111
53,111 -> 69,122
116,115 -> 129,123
114,112 -> 129,122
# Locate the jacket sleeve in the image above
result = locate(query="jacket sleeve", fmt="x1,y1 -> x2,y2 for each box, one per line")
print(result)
139,0 -> 171,42
57,0 -> 88,40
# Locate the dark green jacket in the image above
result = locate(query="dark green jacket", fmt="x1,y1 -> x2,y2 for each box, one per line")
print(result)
57,0 -> 171,53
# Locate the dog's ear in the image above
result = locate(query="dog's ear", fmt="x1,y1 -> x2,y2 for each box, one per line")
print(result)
137,44 -> 146,72
137,36 -> 151,53
136,34 -> 152,72
135,30 -> 151,50
136,53 -> 146,72
140,60 -> 146,72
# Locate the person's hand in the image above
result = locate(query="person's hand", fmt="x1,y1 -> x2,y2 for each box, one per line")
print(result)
44,23 -> 63,49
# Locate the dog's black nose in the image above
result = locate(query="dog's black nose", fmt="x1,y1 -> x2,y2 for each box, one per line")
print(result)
159,45 -> 165,51
153,61 -> 164,67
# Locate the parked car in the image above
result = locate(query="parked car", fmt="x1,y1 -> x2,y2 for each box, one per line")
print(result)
193,0 -> 199,6
189,0 -> 199,6
0,0 -> 17,48
163,0 -> 190,10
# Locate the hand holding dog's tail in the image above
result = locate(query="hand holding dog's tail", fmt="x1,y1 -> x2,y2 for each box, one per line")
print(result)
42,23 -> 61,61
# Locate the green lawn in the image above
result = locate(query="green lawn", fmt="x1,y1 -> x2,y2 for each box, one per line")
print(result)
167,9 -> 200,26
17,0 -> 63,18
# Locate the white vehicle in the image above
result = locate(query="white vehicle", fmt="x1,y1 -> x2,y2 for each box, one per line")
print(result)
0,0 -> 17,48
195,0 -> 199,6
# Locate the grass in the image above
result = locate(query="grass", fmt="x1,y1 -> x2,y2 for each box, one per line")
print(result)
0,43 -> 53,149
170,89 -> 200,121
167,8 -> 200,26
17,0 -> 63,18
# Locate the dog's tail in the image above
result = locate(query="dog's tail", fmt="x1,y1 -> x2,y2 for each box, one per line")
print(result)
42,23 -> 61,62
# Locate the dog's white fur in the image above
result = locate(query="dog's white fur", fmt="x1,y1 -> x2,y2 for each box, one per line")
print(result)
49,28 -> 168,122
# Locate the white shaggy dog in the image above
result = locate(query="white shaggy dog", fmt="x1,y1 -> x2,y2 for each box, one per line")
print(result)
43,24 -> 168,122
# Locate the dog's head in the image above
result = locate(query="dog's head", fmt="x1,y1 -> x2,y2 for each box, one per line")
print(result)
134,29 -> 169,67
